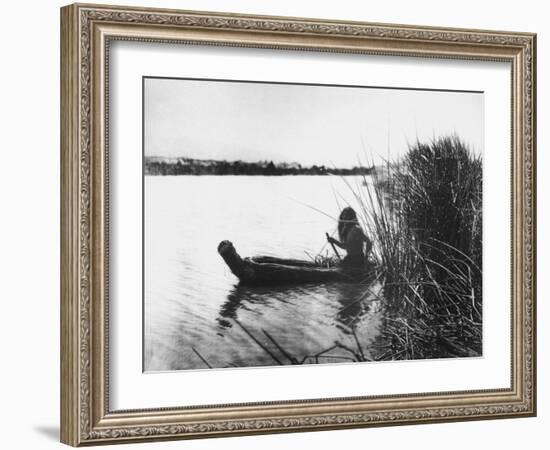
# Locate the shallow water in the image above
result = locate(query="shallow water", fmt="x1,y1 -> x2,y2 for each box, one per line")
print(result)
144,175 -> 383,371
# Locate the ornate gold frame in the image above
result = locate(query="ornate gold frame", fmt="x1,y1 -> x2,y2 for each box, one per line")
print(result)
60,3 -> 536,446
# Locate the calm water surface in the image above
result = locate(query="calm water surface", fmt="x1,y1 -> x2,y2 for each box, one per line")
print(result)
144,176 -> 383,371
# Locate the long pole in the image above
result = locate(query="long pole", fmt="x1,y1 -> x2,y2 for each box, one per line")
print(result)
326,232 -> 342,261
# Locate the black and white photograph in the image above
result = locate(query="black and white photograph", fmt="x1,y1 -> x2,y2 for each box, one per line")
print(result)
143,77 -> 483,372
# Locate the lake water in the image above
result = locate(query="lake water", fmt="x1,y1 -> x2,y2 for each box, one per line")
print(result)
144,175 -> 383,371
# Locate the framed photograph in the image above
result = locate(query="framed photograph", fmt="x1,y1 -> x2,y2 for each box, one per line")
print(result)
60,3 -> 537,446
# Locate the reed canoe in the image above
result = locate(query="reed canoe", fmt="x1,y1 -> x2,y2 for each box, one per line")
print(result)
218,240 -> 369,285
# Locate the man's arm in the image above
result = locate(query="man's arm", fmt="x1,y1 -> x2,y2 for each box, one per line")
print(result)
327,236 -> 346,250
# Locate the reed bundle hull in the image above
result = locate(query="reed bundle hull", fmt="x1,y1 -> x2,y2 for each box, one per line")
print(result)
218,240 -> 368,285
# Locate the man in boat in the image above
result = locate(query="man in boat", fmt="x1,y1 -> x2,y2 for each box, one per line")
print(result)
327,207 -> 372,268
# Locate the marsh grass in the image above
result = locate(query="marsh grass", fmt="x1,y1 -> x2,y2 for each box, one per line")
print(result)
356,136 -> 482,359
249,135 -> 484,363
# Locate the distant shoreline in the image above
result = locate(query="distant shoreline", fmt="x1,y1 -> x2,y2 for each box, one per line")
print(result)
144,173 -> 374,176
145,157 -> 376,176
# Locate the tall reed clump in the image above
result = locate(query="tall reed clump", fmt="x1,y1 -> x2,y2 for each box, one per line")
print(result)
362,136 -> 482,360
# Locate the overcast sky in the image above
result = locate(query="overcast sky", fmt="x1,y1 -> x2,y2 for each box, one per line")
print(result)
144,77 -> 483,167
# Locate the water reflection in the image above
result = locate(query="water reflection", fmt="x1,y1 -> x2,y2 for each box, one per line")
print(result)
335,285 -> 367,329
335,280 -> 382,329
217,283 -> 306,331
217,280 -> 382,337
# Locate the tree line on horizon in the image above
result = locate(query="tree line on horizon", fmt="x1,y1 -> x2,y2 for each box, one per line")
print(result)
144,157 -> 376,176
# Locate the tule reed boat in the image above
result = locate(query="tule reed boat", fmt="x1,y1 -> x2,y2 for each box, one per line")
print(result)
218,240 -> 372,286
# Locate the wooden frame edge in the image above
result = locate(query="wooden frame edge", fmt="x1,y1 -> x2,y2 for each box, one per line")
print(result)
61,3 -> 80,447
60,3 -> 537,446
